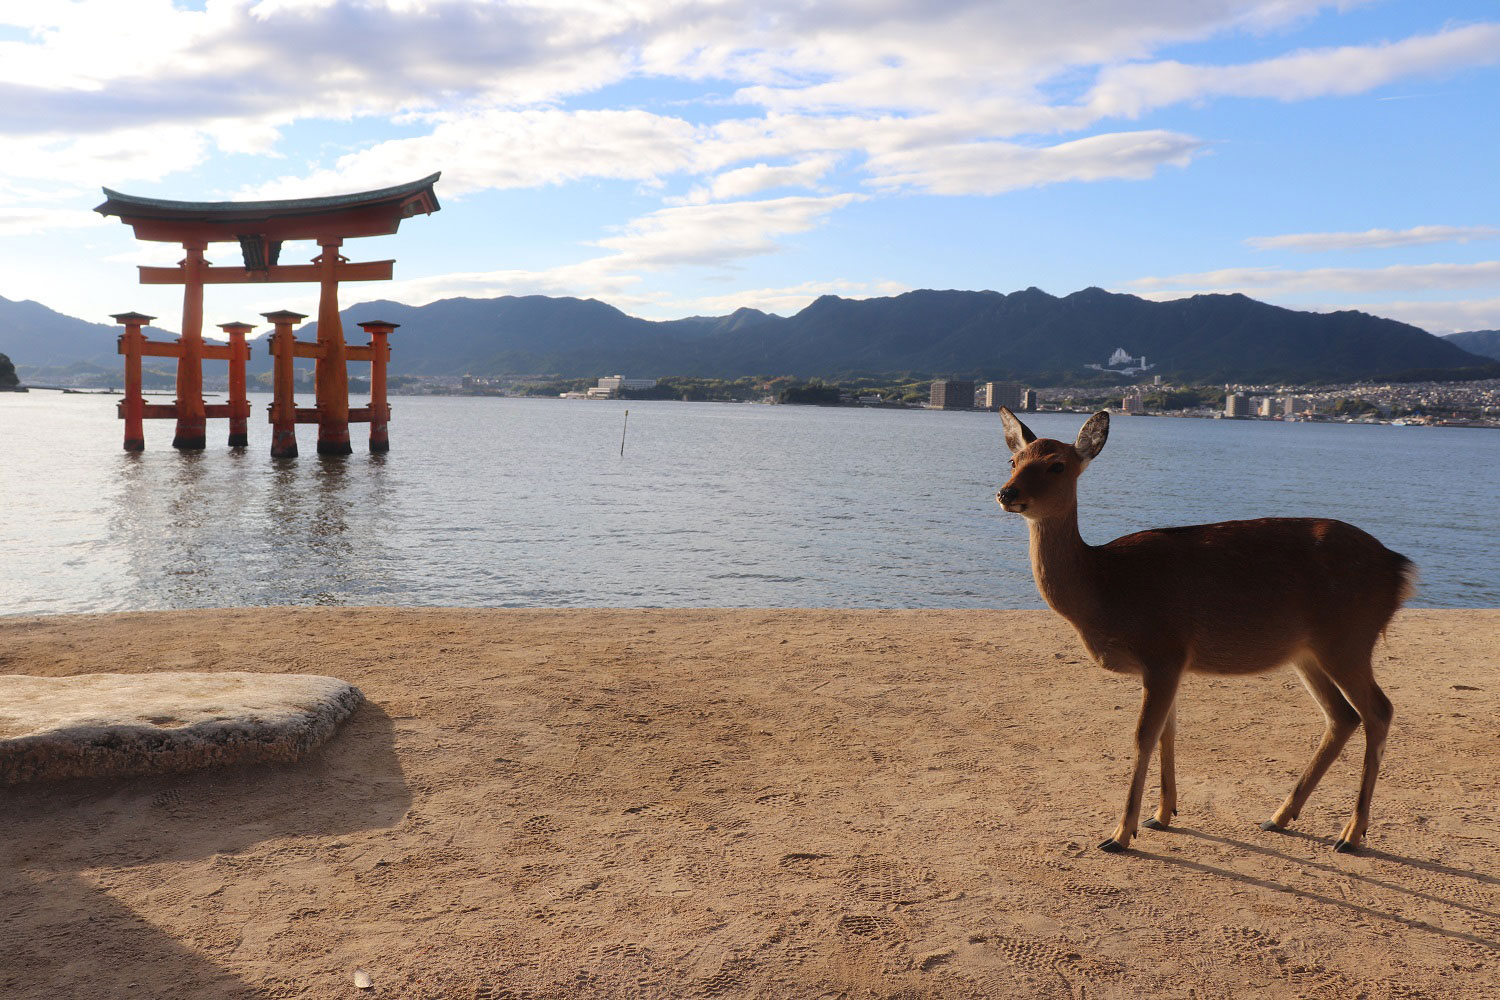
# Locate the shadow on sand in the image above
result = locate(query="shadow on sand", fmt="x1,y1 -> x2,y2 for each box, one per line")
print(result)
1128,824 -> 1500,952
0,702 -> 410,999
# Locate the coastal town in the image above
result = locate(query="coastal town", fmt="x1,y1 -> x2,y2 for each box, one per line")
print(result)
526,371 -> 1500,428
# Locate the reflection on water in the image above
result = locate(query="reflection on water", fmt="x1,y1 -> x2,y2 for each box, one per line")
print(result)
1,391 -> 1497,614
99,435 -> 394,610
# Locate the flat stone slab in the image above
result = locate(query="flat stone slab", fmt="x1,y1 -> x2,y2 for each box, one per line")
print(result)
0,672 -> 364,785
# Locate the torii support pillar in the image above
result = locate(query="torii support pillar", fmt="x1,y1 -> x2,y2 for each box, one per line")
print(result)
113,312 -> 154,452
358,320 -> 398,453
219,321 -> 253,447
314,239 -> 352,456
173,241 -> 208,450
265,310 -> 306,459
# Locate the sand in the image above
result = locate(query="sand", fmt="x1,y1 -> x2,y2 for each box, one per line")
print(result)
1,607 -> 1496,999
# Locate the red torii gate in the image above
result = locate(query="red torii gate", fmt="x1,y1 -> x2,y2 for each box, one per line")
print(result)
95,174 -> 439,455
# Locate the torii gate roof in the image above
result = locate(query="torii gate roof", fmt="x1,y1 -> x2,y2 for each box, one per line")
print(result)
95,173 -> 441,244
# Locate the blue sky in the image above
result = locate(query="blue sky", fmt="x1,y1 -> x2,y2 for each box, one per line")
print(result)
2,0 -> 1498,336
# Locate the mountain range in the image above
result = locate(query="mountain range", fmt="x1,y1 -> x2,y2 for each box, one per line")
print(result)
3,288 -> 1496,386
1444,329 -> 1500,363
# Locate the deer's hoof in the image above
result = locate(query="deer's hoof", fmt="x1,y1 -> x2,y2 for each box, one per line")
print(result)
1098,838 -> 1127,854
1333,838 -> 1358,854
1259,820 -> 1284,832
1142,817 -> 1167,831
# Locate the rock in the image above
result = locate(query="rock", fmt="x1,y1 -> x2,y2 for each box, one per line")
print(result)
0,672 -> 364,785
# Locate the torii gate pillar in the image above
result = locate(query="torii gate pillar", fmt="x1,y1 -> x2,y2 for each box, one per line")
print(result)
173,242 -> 208,450
219,321 -> 254,447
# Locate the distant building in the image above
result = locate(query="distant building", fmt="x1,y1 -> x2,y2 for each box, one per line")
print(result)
1085,347 -> 1154,376
1257,397 -> 1279,418
1022,389 -> 1038,412
929,379 -> 975,410
981,382 -> 1024,412
594,374 -> 658,398
1122,393 -> 1144,415
1224,393 -> 1249,418
1284,396 -> 1307,416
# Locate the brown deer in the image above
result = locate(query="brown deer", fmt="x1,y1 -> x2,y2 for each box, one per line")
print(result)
995,407 -> 1413,854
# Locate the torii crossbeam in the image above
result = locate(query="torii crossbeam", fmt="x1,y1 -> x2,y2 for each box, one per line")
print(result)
96,173 -> 439,455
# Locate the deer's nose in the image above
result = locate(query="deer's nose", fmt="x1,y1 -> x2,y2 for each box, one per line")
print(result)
998,486 -> 1019,505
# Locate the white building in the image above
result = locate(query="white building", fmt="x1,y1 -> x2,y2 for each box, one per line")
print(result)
982,382 -> 1024,411
594,375 -> 658,398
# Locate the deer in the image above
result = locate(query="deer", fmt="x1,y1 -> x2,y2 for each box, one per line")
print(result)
995,407 -> 1413,854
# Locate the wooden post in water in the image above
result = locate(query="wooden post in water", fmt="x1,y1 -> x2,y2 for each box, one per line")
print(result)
314,239 -> 352,456
113,312 -> 153,451
264,310 -> 306,458
172,241 -> 208,450
220,321 -> 254,447
358,320 -> 398,453
620,409 -> 629,457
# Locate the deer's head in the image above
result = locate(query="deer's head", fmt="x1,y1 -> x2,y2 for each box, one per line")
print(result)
996,408 -> 1109,519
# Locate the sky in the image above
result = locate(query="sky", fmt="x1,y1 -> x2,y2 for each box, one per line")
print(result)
2,0 -> 1499,339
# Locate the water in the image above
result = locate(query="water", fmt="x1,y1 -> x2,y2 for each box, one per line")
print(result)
1,392 -> 1496,614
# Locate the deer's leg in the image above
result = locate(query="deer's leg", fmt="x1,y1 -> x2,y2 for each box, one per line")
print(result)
1101,670 -> 1181,853
1331,669 -> 1393,853
1263,660 -> 1361,832
1143,703 -> 1177,830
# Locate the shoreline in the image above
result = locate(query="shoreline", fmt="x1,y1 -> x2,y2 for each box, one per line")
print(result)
3,607 -> 1498,998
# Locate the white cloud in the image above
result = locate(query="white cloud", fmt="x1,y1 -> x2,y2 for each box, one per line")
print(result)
1349,297 -> 1500,335
1087,21 -> 1500,118
375,195 -> 865,310
1128,261 -> 1500,296
239,109 -> 705,199
1246,225 -> 1500,251
671,156 -> 841,206
591,194 -> 863,269
0,205 -> 108,238
866,130 -> 1205,195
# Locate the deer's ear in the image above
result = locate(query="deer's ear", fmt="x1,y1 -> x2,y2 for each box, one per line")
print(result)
1075,410 -> 1109,464
999,407 -> 1036,455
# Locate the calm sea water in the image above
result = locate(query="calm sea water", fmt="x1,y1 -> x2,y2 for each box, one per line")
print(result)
1,392 -> 1496,615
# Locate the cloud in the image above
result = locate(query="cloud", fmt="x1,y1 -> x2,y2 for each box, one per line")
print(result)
1348,297 -> 1500,335
1087,21 -> 1500,118
678,156 -> 842,205
591,194 -> 863,269
238,109 -> 705,199
375,195 -> 865,309
1127,261 -> 1500,296
1246,225 -> 1500,252
865,130 -> 1205,195
0,205 -> 108,238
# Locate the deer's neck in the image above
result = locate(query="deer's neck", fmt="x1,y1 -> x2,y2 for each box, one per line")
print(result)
1027,507 -> 1098,621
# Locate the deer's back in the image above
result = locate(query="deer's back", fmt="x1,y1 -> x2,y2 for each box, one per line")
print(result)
1082,517 -> 1412,676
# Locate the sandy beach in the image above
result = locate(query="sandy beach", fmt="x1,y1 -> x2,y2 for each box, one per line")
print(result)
2,607 -> 1497,999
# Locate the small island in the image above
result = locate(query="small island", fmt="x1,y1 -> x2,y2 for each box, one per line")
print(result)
0,351 -> 25,391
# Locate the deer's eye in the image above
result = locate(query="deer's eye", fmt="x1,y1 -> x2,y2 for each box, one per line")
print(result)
1048,462 -> 1065,474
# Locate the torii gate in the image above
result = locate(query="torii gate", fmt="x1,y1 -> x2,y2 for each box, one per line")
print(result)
95,174 -> 439,455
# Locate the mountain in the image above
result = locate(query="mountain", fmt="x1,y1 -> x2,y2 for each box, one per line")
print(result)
0,295 -> 175,372
5,287 -> 1494,385
272,297 -> 784,377
1445,329 -> 1500,362
286,287 -> 1493,384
